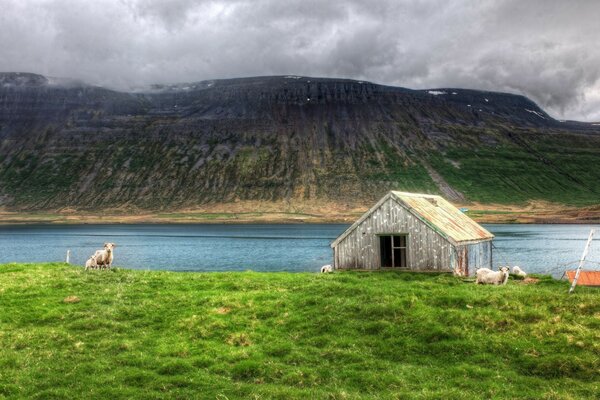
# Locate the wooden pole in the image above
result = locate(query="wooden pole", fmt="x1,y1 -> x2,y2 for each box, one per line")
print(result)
66,249 -> 71,264
569,229 -> 595,294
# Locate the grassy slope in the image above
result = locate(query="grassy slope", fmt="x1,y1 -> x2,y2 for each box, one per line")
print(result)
0,264 -> 599,399
2,124 -> 600,212
426,129 -> 600,206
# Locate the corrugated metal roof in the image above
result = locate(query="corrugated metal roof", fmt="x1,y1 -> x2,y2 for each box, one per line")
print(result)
331,191 -> 493,248
391,191 -> 493,243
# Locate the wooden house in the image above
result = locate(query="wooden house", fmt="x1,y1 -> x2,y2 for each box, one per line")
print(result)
331,191 -> 494,276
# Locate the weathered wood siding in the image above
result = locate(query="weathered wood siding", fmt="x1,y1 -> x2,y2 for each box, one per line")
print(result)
451,241 -> 493,276
334,197 -> 455,271
467,240 -> 492,273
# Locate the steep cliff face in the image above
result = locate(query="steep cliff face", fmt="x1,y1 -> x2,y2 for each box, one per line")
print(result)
1,72 -> 599,211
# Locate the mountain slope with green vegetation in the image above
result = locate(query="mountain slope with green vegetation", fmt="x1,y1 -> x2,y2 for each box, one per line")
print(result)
1,263 -> 599,399
1,72 -> 599,214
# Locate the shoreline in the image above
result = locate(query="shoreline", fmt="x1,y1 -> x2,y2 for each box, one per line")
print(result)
1,206 -> 599,225
1,219 -> 599,225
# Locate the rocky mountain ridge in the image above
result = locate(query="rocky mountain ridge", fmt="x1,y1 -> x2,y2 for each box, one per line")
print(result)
1,72 -> 599,211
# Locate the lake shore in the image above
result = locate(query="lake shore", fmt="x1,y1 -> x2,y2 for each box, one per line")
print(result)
1,262 -> 598,399
1,223 -> 593,274
1,201 -> 599,224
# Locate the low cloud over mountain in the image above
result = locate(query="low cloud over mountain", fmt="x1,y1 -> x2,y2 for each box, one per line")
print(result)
1,0 -> 599,121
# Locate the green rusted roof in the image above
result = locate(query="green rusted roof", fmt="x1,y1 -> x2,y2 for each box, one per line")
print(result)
331,191 -> 493,248
391,191 -> 494,243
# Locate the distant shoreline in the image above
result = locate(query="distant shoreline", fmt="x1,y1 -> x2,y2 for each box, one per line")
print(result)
1,203 -> 599,225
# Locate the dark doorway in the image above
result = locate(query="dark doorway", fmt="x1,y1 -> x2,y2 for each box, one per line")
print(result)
380,235 -> 408,268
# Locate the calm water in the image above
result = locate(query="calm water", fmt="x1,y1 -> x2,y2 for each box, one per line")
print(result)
0,224 -> 599,275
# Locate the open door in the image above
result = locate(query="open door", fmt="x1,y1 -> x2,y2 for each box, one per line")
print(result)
380,235 -> 407,268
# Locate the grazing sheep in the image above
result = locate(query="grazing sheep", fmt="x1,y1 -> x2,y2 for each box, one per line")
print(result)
475,267 -> 494,282
476,266 -> 510,285
84,254 -> 98,270
475,267 -> 493,275
512,266 -> 527,277
320,264 -> 333,273
94,243 -> 116,270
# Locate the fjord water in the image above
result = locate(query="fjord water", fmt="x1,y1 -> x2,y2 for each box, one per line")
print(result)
0,224 -> 599,275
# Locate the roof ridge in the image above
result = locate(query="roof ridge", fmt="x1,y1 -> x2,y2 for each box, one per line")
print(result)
331,191 -> 493,249
391,190 -> 440,198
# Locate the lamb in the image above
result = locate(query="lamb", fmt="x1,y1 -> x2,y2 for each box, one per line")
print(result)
84,254 -> 98,270
475,266 -> 510,285
512,266 -> 527,277
320,264 -> 333,273
94,243 -> 116,270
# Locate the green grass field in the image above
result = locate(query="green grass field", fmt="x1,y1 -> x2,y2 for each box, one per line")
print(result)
0,263 -> 599,399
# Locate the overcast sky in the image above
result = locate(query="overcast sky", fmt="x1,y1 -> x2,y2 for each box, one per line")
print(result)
1,0 -> 599,121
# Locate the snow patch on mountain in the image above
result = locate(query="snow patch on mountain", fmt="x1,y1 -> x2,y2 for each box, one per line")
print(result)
525,109 -> 546,119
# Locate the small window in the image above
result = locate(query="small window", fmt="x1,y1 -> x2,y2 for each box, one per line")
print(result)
380,235 -> 408,268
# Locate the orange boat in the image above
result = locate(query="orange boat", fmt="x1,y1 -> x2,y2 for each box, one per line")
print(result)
566,270 -> 600,287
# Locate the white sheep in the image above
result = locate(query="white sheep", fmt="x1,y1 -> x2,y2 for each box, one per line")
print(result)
476,266 -> 510,285
84,254 -> 97,270
94,242 -> 116,270
320,264 -> 333,273
512,266 -> 527,277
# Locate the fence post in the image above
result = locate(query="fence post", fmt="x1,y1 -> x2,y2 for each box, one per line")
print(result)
569,229 -> 595,294
66,249 -> 71,264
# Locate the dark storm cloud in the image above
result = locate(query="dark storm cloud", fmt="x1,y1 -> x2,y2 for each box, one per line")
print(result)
1,0 -> 599,120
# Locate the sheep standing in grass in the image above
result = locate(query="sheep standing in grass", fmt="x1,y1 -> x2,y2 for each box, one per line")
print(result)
475,267 -> 493,283
320,264 -> 333,273
94,243 -> 116,270
476,266 -> 510,285
84,254 -> 97,270
512,266 -> 527,277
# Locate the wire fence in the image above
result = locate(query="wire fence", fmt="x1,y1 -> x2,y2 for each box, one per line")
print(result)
492,238 -> 600,279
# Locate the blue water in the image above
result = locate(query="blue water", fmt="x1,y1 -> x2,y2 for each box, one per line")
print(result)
0,224 -> 598,274
486,224 -> 600,275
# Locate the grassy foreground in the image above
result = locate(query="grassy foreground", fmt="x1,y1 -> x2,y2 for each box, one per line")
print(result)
0,264 -> 599,399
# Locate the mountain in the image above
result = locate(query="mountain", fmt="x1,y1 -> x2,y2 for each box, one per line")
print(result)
1,72 -> 599,213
